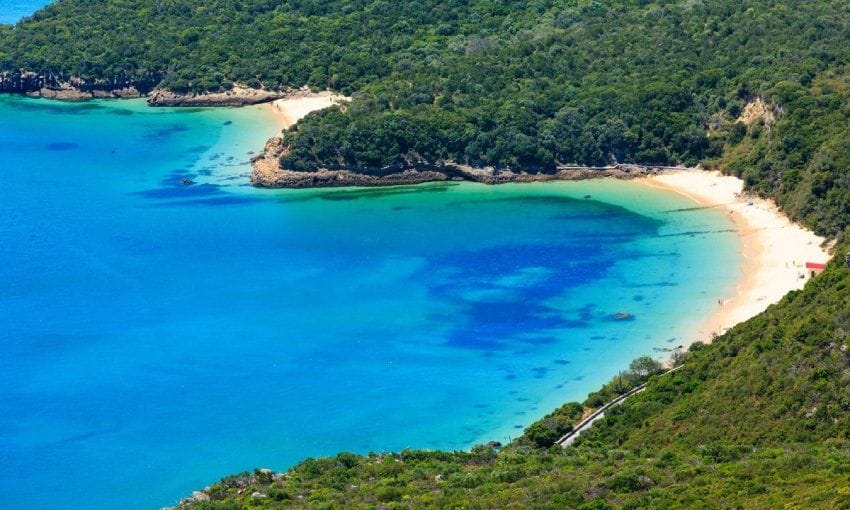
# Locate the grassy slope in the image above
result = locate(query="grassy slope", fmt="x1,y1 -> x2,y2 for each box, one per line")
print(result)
177,251 -> 850,509
4,1 -> 850,508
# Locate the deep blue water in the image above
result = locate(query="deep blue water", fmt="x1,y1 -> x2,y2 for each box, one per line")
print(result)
0,1 -> 51,23
0,96 -> 741,509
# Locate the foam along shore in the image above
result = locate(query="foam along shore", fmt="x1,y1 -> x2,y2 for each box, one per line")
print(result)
641,170 -> 831,343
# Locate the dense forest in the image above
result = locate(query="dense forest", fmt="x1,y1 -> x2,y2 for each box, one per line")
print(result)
4,0 -> 850,507
1,0 -> 849,234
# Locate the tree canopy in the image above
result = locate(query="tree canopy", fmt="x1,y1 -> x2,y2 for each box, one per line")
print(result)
4,2 -> 850,507
2,0 -> 850,235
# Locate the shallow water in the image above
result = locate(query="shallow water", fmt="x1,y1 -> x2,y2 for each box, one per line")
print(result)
0,96 -> 741,509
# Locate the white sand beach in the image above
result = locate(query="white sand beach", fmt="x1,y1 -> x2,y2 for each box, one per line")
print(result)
266,90 -> 350,129
641,170 -> 831,344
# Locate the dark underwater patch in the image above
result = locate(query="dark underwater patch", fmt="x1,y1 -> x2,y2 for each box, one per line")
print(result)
311,182 -> 458,201
656,228 -> 737,238
143,124 -> 190,141
159,169 -> 197,186
135,183 -> 221,199
661,204 -> 725,213
428,243 -> 619,350
46,141 -> 80,151
4,98 -> 104,115
604,312 -> 636,322
51,421 -> 124,447
167,196 -> 262,207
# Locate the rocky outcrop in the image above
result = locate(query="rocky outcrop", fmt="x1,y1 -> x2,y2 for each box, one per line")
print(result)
251,135 -> 674,188
738,97 -> 776,127
254,166 -> 454,188
0,71 -> 158,100
0,71 -> 288,105
147,86 -> 289,107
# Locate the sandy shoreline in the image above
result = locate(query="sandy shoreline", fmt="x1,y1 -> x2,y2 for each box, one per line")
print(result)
252,99 -> 831,346
263,90 -> 349,129
640,170 -> 831,345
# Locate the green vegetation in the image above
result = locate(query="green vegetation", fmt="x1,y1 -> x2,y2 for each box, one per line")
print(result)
517,355 -> 665,450
180,252 -> 850,508
4,0 -> 850,508
0,1 -> 848,236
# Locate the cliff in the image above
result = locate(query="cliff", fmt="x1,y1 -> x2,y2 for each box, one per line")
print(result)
0,71 -> 158,100
0,72 -> 291,106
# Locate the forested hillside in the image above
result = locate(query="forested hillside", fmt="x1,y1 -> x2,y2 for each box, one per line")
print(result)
1,0 -> 850,234
178,251 -> 850,508
4,1 -> 850,508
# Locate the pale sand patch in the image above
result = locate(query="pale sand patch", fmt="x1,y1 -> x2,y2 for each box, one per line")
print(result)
640,169 -> 831,344
253,91 -> 350,184
265,91 -> 350,129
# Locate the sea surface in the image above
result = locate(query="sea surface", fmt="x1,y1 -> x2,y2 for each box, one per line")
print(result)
0,96 -> 741,509
0,0 -> 51,24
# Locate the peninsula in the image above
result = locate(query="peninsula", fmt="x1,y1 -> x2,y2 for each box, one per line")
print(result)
2,0 -> 850,509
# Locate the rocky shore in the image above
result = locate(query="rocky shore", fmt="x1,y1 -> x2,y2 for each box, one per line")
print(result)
147,86 -> 290,106
0,71 -> 294,106
0,72 -> 679,188
250,134 -> 675,188
0,71 -> 157,100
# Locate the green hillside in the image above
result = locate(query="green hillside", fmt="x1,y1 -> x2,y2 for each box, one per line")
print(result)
1,1 -> 849,233
3,1 -> 850,508
177,252 -> 850,508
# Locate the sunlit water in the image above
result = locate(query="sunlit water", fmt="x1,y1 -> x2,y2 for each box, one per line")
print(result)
0,96 -> 741,509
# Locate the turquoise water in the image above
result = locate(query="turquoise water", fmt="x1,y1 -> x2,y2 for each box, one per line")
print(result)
0,96 -> 741,509
0,1 -> 51,23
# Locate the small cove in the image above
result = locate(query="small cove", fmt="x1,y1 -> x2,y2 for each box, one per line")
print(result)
0,96 -> 741,509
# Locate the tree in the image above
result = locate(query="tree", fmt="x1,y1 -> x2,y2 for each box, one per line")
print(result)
629,356 -> 663,378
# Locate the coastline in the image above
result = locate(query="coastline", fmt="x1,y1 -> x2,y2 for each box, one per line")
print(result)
639,170 -> 831,345
0,74 -> 324,106
263,90 -> 349,128
250,99 -> 832,348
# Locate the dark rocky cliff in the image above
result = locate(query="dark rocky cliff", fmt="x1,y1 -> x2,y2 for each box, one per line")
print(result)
0,71 -> 162,100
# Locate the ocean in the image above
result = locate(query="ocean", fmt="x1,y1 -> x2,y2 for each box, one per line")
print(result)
0,1 -> 51,24
0,96 -> 741,509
